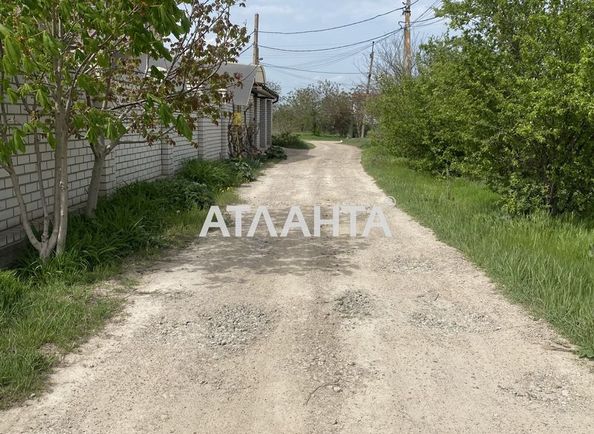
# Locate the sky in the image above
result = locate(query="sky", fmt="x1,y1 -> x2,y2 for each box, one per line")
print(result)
231,0 -> 448,94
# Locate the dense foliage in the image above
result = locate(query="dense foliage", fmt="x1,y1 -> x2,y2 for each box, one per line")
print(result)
274,81 -> 355,137
0,0 -> 248,258
373,0 -> 594,216
272,133 -> 311,149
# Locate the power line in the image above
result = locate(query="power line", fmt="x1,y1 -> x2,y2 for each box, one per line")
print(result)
283,45 -> 374,70
263,63 -> 361,75
413,0 -> 442,23
259,7 -> 404,35
260,29 -> 401,53
411,18 -> 445,28
413,16 -> 442,24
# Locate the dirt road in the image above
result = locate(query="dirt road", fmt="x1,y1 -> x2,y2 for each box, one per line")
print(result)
2,142 -> 593,433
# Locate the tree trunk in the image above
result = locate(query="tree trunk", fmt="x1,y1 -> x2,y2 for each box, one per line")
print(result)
86,152 -> 105,217
54,115 -> 69,256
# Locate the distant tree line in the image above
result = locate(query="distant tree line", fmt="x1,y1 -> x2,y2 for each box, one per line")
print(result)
273,81 -> 359,137
271,36 -> 414,139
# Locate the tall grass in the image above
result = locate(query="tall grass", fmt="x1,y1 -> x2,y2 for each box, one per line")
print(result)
0,157 -> 264,408
362,146 -> 594,357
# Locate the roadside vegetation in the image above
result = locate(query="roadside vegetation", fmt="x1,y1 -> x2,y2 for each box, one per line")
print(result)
0,1 -> 248,259
373,1 -> 594,217
272,133 -> 314,149
363,146 -> 594,358
354,0 -> 594,356
0,156 -> 276,409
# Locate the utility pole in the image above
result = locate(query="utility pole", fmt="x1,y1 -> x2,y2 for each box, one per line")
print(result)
403,0 -> 412,75
253,13 -> 260,65
361,41 -> 375,138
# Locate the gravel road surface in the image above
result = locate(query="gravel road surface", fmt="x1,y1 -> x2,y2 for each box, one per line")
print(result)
1,142 -> 593,433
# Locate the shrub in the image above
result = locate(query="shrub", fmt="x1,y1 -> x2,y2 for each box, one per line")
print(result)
178,160 -> 238,190
372,1 -> 594,216
272,132 -> 310,149
18,175 -> 217,281
265,145 -> 288,160
229,159 -> 257,182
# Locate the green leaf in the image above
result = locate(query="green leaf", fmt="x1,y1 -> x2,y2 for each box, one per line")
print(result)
2,54 -> 17,75
158,103 -> 173,125
42,32 -> 58,55
7,87 -> 18,103
35,89 -> 51,110
47,132 -> 56,149
106,118 -> 125,141
150,65 -> 165,80
0,23 -> 11,38
78,74 -> 96,94
4,37 -> 22,64
13,129 -> 25,152
175,115 -> 193,141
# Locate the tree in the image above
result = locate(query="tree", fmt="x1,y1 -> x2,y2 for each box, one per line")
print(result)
440,0 -> 594,214
273,81 -> 355,137
0,0 -> 248,259
373,0 -> 594,215
82,0 -> 248,216
317,81 -> 353,137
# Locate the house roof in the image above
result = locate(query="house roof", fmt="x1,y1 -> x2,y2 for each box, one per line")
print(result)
218,63 -> 277,106
138,59 -> 276,106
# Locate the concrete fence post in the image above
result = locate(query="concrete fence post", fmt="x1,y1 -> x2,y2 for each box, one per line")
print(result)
161,141 -> 174,177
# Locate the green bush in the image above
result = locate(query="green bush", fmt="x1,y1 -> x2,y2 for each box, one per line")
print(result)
272,132 -> 311,149
372,0 -> 594,216
178,159 -> 239,190
265,145 -> 288,160
229,159 -> 258,182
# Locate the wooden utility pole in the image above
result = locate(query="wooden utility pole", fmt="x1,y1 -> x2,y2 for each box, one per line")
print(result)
403,0 -> 412,75
361,41 -> 375,138
253,13 -> 260,65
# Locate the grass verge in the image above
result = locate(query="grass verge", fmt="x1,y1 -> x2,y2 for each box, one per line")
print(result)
362,146 -> 594,358
0,156 -> 271,409
296,132 -> 341,142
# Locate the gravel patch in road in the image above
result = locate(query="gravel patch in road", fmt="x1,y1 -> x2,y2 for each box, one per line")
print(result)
334,290 -> 373,319
203,304 -> 277,350
410,304 -> 496,334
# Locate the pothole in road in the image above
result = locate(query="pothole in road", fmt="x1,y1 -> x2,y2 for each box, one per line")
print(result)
498,372 -> 579,407
410,305 -> 496,334
372,256 -> 435,273
334,290 -> 373,319
204,304 -> 277,350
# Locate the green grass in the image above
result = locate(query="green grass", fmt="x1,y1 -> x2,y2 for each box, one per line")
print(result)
342,137 -> 372,147
272,133 -> 314,149
296,132 -> 342,141
362,146 -> 594,357
0,156 -> 269,408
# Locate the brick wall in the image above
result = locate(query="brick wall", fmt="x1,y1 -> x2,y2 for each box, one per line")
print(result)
0,96 -> 273,261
